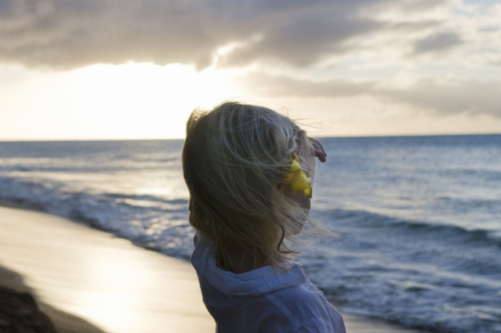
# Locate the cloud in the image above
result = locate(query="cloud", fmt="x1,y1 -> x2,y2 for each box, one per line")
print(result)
0,0 -> 455,70
412,31 -> 464,55
239,72 -> 374,98
378,79 -> 501,117
238,73 -> 501,118
0,0 -> 228,69
218,2 -> 384,67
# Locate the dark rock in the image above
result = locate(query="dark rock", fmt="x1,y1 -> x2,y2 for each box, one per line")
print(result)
0,287 -> 58,333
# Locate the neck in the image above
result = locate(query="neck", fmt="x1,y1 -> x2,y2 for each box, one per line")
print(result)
216,243 -> 271,274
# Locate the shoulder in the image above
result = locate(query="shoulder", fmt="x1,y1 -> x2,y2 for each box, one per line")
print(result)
264,282 -> 345,332
269,278 -> 324,306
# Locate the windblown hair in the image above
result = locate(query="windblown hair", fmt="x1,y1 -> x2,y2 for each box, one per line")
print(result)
182,102 -> 316,272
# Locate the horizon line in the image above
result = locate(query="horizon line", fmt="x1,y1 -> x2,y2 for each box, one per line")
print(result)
1,132 -> 500,143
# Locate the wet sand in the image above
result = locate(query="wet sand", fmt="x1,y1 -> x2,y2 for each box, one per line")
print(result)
0,203 -> 426,333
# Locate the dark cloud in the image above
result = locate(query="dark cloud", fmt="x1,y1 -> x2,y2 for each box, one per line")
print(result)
0,0 -> 229,69
0,0 -> 449,70
386,20 -> 441,33
412,32 -> 464,55
219,2 -> 384,67
239,73 -> 501,118
393,0 -> 450,12
239,72 -> 374,98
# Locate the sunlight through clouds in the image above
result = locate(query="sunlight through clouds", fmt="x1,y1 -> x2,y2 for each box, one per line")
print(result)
0,0 -> 500,140
0,63 -> 238,140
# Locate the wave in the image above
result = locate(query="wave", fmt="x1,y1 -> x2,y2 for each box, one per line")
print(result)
0,175 -> 193,259
440,168 -> 501,181
321,208 -> 501,246
106,192 -> 187,205
312,208 -> 501,333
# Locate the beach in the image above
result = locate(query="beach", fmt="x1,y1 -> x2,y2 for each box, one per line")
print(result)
0,202 -> 214,333
0,202 -> 429,333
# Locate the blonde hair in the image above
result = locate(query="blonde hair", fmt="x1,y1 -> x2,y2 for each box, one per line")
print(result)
182,102 -> 316,272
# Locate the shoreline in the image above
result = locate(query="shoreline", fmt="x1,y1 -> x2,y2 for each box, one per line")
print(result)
0,265 -> 106,333
0,201 -> 428,333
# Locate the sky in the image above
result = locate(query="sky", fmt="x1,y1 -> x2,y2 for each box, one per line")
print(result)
1,0 -> 500,140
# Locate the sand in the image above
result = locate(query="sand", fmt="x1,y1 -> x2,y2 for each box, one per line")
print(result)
0,203 -> 427,333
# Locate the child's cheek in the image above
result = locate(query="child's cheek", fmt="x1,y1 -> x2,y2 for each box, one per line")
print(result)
285,187 -> 311,212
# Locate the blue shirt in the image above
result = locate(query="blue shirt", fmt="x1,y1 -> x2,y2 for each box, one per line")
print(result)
191,234 -> 347,333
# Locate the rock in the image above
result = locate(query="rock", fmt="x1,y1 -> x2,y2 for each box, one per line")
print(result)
0,287 -> 58,333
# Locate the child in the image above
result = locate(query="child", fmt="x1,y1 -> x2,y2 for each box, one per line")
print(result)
182,102 -> 346,333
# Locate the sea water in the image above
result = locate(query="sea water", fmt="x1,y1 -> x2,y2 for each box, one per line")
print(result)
0,135 -> 500,333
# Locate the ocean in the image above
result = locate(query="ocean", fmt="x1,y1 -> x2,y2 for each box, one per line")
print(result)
0,135 -> 500,333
